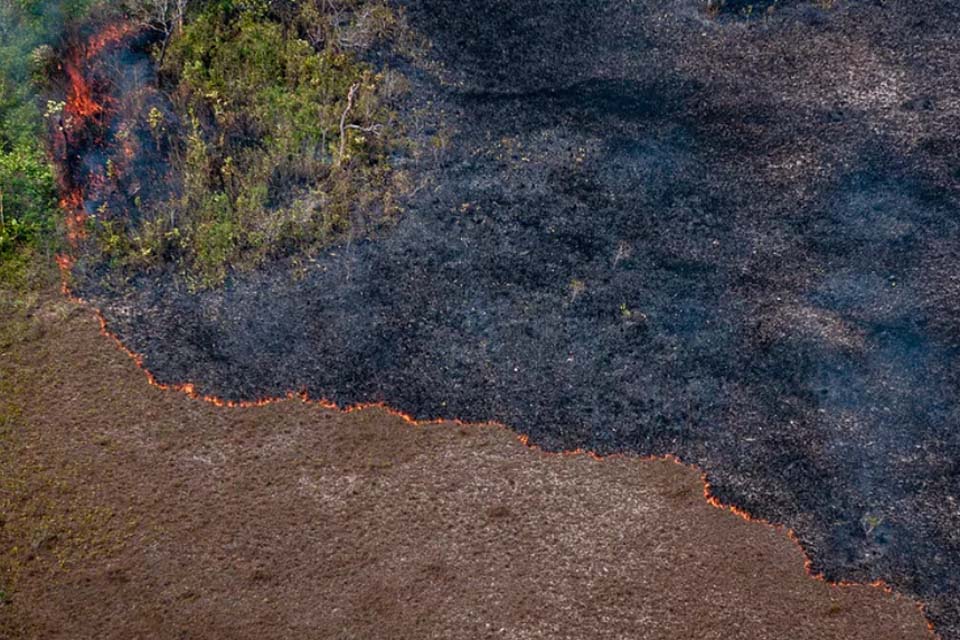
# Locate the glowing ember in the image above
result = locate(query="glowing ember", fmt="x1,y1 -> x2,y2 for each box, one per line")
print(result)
64,23 -> 136,119
59,23 -> 138,249
57,277 -> 939,638
121,135 -> 137,161
59,188 -> 88,245
55,254 -> 75,272
51,19 -> 940,640
85,23 -> 137,58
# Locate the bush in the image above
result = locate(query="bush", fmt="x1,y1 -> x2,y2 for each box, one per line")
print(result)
0,0 -> 100,286
0,146 -> 57,255
104,0 -> 415,287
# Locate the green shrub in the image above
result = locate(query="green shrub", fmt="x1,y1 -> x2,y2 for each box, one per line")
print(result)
0,145 -> 57,255
0,0 -> 100,286
192,217 -> 238,288
103,0 -> 415,287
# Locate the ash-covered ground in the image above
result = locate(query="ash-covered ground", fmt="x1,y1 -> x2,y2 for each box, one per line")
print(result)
74,0 -> 960,635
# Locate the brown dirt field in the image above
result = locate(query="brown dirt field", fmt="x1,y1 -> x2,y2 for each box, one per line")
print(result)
0,289 -> 934,639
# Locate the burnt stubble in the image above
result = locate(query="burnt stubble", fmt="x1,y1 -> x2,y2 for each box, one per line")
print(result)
70,0 -> 960,635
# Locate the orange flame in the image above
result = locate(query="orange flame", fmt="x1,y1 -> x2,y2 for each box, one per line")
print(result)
85,23 -> 137,58
60,188 -> 88,245
51,20 -> 939,640
65,59 -> 102,118
59,23 -> 138,249
55,254 -> 75,274
64,24 -> 137,123
55,278 -> 940,639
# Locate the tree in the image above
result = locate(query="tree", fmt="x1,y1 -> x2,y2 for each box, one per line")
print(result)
123,0 -> 190,66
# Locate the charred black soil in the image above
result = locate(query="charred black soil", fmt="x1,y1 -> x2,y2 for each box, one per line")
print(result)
0,289 -> 933,639
65,0 -> 960,635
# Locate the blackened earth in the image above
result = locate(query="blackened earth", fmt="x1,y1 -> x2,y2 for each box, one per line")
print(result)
77,1 -> 960,635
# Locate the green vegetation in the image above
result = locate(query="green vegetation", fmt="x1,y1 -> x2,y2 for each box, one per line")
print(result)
0,1 -> 95,287
93,0 -> 418,288
0,0 -> 421,290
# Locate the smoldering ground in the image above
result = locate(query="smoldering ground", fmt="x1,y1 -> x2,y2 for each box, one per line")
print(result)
66,0 -> 960,636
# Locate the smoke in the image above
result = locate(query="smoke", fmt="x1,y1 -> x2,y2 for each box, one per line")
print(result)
0,1 -> 103,257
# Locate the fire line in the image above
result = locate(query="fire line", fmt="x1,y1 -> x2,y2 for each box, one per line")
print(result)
55,255 -> 939,640
52,21 -> 940,640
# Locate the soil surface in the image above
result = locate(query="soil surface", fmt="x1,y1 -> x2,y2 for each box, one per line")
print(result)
0,290 -> 933,638
70,1 -> 960,635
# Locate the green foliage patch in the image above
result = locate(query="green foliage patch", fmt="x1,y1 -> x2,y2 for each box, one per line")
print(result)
98,0 -> 417,289
0,0 -> 95,286
0,0 -> 419,290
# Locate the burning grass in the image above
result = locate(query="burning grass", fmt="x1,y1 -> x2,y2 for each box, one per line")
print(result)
0,281 -> 937,638
57,0 -> 423,289
61,2 -> 960,636
34,0 -> 960,637
0,1 -> 85,287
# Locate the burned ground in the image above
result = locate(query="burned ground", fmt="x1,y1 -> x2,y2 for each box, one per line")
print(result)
0,289 -> 933,639
66,0 -> 960,635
